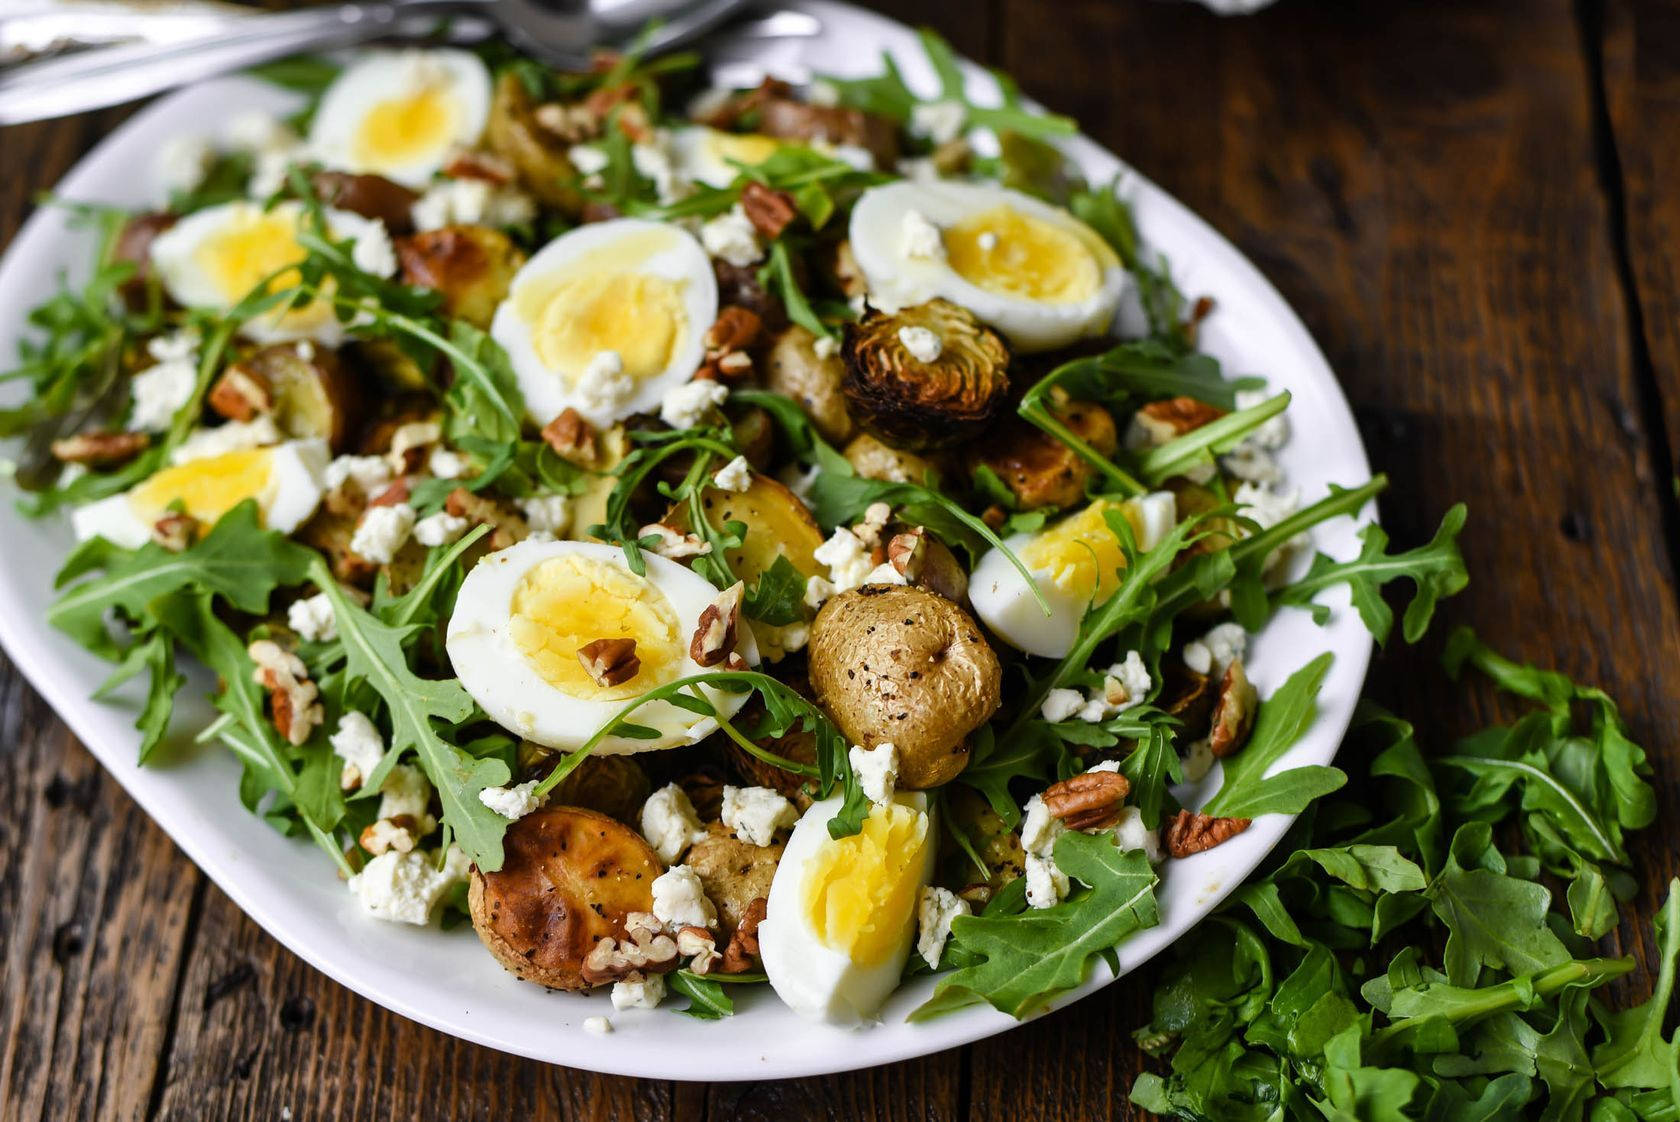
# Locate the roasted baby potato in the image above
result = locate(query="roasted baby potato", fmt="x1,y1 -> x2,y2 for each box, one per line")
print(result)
236,344 -> 364,452
884,524 -> 969,607
971,399 -> 1119,511
765,325 -> 854,445
310,170 -> 419,233
468,806 -> 664,991
486,72 -> 580,211
942,784 -> 1026,897
842,299 -> 1010,451
808,585 -> 1002,789
668,473 -> 825,584
112,212 -> 176,310
686,823 -> 783,938
544,754 -> 653,823
843,432 -> 941,485
395,225 -> 526,328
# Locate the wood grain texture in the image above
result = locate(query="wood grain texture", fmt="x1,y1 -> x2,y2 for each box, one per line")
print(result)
1,2 -> 1677,1120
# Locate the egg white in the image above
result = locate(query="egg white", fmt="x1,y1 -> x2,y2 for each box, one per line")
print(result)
758,793 -> 936,1026
489,218 -> 718,428
444,539 -> 756,753
667,125 -> 786,189
70,438 -> 330,549
848,180 -> 1127,353
308,49 -> 492,188
970,491 -> 1178,659
148,200 -> 389,346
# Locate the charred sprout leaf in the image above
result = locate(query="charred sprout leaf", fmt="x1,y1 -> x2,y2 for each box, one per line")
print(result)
912,835 -> 1157,1020
1276,503 -> 1470,645
1201,652 -> 1346,819
843,300 -> 1011,451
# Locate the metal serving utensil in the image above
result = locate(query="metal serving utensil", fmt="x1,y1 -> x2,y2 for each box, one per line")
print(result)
0,0 -> 789,125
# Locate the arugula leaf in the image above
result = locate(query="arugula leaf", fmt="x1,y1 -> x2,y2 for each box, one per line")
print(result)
1135,392 -> 1291,486
668,971 -> 737,1020
1201,653 -> 1346,818
92,626 -> 183,762
758,239 -> 833,340
913,834 -> 1158,1020
742,554 -> 807,626
50,500 -> 315,656
1068,178 -> 1191,345
1276,504 -> 1470,645
311,560 -> 511,871
1591,879 -> 1680,1095
958,721 -> 1065,826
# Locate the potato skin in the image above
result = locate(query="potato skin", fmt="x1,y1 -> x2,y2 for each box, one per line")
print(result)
670,473 -> 826,584
486,72 -> 581,211
808,585 -> 1003,789
469,806 -> 664,991
395,225 -> 526,328
685,823 -> 782,938
971,400 -> 1119,511
240,344 -> 363,453
310,170 -> 419,233
765,325 -> 854,445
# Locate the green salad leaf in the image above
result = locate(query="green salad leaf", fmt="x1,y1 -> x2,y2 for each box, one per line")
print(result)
1202,652 -> 1346,819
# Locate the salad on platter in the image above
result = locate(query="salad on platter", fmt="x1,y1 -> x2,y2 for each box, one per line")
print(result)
4,28 -> 1471,1028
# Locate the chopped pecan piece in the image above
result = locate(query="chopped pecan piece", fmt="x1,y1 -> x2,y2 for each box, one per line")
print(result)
51,431 -> 149,467
1208,659 -> 1259,758
1165,810 -> 1251,857
1041,770 -> 1132,831
367,478 -> 413,508
442,148 -> 514,185
445,486 -> 529,550
886,529 -> 926,582
676,925 -> 722,975
579,920 -> 679,985
689,581 -> 744,667
1132,396 -> 1227,444
206,364 -> 274,422
705,306 -> 764,355
151,512 -> 200,552
578,638 -> 640,687
741,181 -> 799,239
540,407 -> 598,466
248,638 -> 323,747
1184,295 -> 1216,348
718,897 -> 766,973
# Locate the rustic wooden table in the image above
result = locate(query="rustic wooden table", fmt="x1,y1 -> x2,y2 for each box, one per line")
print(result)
3,0 -> 1677,1118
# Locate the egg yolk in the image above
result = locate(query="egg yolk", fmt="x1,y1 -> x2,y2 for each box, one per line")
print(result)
194,209 -> 309,307
1021,498 -> 1149,607
508,554 -> 683,701
704,130 -> 783,171
127,447 -> 275,526
943,205 -> 1111,304
514,229 -> 690,383
352,83 -> 457,169
801,801 -> 930,966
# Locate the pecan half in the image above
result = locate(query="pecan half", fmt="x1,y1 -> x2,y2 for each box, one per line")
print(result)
151,511 -> 200,552
741,181 -> 799,239
1133,396 -> 1227,443
367,478 -> 413,508
578,638 -> 640,687
719,897 -> 766,973
705,305 -> 763,355
1041,770 -> 1132,831
1208,659 -> 1259,758
51,431 -> 149,466
676,926 -> 722,975
886,529 -> 926,582
689,581 -> 744,667
540,407 -> 598,466
206,363 -> 274,422
579,922 -> 679,985
1165,810 -> 1250,857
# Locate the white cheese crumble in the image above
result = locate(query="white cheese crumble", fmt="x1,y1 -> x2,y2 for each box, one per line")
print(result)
1019,793 -> 1064,859
351,502 -> 417,564
900,209 -> 945,260
576,350 -> 635,416
916,885 -> 970,968
611,973 -> 666,1011
699,205 -> 763,268
811,334 -> 839,360
1235,388 -> 1291,450
155,134 -> 214,200
378,763 -> 435,831
330,711 -> 386,790
128,331 -> 201,432
413,510 -> 470,548
248,150 -> 297,200
428,446 -> 469,479
749,619 -> 809,662
1114,806 -> 1163,864
632,135 -> 685,204
410,179 -> 536,230
346,846 -> 468,925
287,592 -> 337,642
350,220 -> 399,279
659,379 -> 729,429
567,143 -> 610,176
650,864 -> 718,931
1024,853 -> 1069,910
1040,688 -> 1085,724
910,99 -> 967,144
862,562 -> 907,587
1183,621 -> 1248,677
803,574 -> 837,611
519,493 -> 571,537
813,527 -> 875,593
712,454 -> 753,493
324,454 -> 394,497
479,779 -> 544,821
720,785 -> 798,847
897,325 -> 943,363
583,1016 -> 613,1035
171,417 -> 281,464
640,783 -> 708,864
848,742 -> 899,805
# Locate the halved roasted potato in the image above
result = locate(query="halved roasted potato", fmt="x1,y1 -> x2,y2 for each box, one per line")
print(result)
468,806 -> 664,991
486,72 -> 581,211
970,399 -> 1118,511
667,472 -> 825,584
685,822 -> 783,938
765,325 -> 854,445
235,344 -> 364,453
395,225 -> 526,328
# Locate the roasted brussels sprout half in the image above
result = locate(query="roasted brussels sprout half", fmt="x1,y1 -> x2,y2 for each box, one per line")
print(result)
841,299 -> 1010,451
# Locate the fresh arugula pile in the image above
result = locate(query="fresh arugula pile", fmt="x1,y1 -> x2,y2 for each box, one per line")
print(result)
1129,630 -> 1677,1121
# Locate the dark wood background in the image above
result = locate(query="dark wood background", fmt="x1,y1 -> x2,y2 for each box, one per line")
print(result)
3,0 -> 1678,1118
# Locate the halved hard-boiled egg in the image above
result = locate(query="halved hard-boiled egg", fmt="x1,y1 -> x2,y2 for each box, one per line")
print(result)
848,181 -> 1126,353
970,492 -> 1178,658
149,200 -> 389,345
490,218 -> 718,427
758,793 -> 937,1025
445,539 -> 757,753
668,125 -> 785,188
308,49 -> 492,188
70,438 -> 330,549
